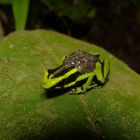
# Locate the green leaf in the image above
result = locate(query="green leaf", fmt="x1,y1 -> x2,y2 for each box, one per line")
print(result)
0,30 -> 140,139
41,0 -> 96,22
12,0 -> 30,30
0,20 -> 4,42
0,0 -> 13,4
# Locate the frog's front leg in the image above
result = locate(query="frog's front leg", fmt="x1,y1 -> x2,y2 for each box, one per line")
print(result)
74,72 -> 96,93
82,73 -> 96,92
64,72 -> 95,93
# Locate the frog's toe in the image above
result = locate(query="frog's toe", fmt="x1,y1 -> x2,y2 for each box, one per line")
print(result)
69,87 -> 85,94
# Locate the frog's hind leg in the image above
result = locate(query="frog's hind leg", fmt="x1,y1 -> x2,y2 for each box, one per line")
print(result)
98,57 -> 110,81
103,58 -> 110,79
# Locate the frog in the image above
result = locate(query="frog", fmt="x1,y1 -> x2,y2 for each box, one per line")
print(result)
42,50 -> 110,94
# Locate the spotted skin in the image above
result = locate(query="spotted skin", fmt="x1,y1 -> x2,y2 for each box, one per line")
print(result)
63,50 -> 99,74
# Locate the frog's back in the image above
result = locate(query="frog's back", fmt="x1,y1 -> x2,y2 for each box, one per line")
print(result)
63,50 -> 99,74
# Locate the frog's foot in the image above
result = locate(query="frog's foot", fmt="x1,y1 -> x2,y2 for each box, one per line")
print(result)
69,87 -> 85,94
70,84 -> 97,94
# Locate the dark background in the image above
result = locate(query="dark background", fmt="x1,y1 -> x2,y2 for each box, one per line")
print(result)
0,0 -> 140,74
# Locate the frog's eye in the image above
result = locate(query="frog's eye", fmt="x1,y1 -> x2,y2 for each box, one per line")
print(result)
48,65 -> 77,78
94,53 -> 100,57
48,66 -> 62,77
47,65 -> 68,78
